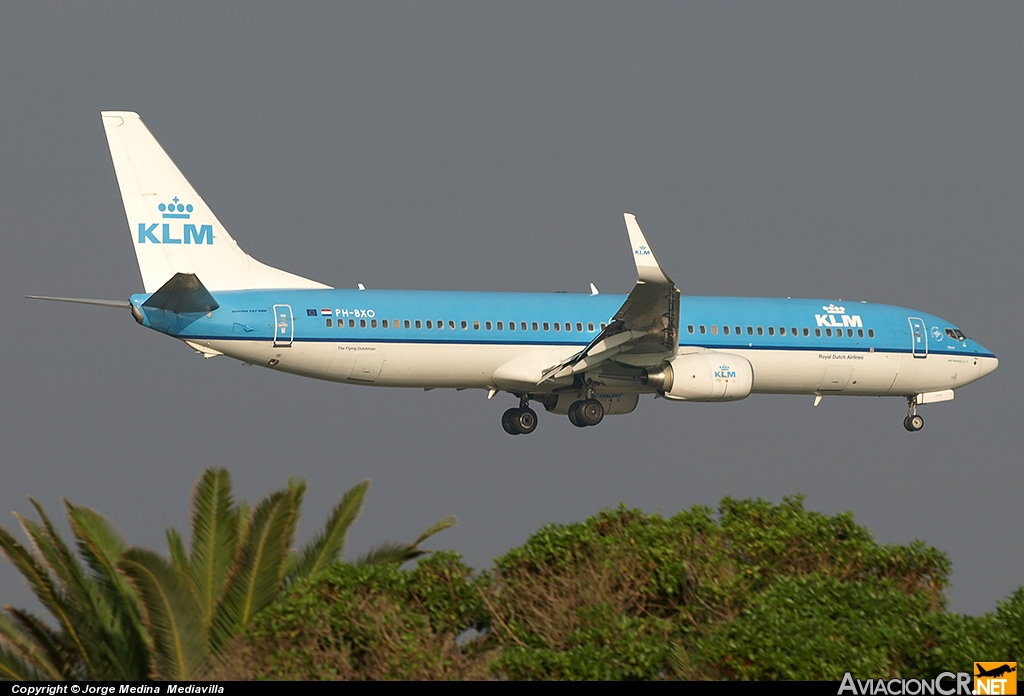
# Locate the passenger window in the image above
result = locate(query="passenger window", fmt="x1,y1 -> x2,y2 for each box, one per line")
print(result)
791,327 -> 797,336
768,327 -> 775,336
543,322 -> 550,331
522,322 -> 528,331
508,321 -> 515,331
723,325 -> 730,335
404,320 -> 411,329
815,328 -> 821,337
868,329 -> 875,338
360,319 -> 367,328
497,322 -> 503,330
532,322 -> 539,331
757,327 -> 764,335
461,320 -> 468,330
415,320 -> 422,329
600,323 -> 607,330
449,320 -> 456,330
426,320 -> 432,329
688,325 -> 694,334
576,322 -> 583,332
847,329 -> 853,337
393,319 -> 399,329
326,318 -> 332,328
699,325 -> 706,334
779,327 -> 785,336
473,321 -> 480,330
486,321 -> 492,330
711,325 -> 718,335
858,329 -> 864,338
371,319 -> 377,328
588,322 -> 594,332
735,326 -> 741,335
803,328 -> 809,337
349,319 -> 356,328
826,328 -> 832,337
553,323 -> 560,331
747,326 -> 753,335
565,323 -> 572,332
382,319 -> 389,328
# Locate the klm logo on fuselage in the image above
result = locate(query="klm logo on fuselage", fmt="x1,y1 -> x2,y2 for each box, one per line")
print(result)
815,303 -> 862,328
137,197 -> 213,245
715,364 -> 737,379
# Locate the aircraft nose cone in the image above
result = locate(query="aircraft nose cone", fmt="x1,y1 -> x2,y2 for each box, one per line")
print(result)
980,355 -> 999,377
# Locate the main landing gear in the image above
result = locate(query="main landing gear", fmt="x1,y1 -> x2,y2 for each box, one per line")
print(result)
568,398 -> 604,428
502,394 -> 538,435
903,397 -> 924,432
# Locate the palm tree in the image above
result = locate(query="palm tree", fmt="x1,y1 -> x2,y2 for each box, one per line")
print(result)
0,500 -> 150,680
0,470 -> 455,681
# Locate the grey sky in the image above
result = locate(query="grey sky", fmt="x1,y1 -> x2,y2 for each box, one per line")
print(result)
1,3 -> 1021,616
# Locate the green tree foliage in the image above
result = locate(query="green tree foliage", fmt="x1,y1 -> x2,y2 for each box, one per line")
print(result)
227,496 -> 1023,680
0,470 -> 456,681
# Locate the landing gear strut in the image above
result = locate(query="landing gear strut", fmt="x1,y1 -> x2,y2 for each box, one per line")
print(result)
568,398 -> 604,428
502,394 -> 538,435
903,397 -> 924,432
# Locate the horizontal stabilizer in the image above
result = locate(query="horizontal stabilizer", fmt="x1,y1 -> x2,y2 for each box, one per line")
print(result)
142,273 -> 219,313
24,295 -> 130,309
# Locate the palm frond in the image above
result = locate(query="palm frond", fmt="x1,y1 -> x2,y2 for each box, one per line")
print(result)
65,503 -> 150,679
288,480 -> 368,583
354,541 -> 422,566
0,525 -> 95,677
355,515 -> 456,566
0,643 -> 51,681
167,528 -> 188,576
118,548 -> 206,680
413,515 -> 458,546
186,469 -> 239,628
211,490 -> 295,651
5,608 -> 76,679
0,611 -> 62,680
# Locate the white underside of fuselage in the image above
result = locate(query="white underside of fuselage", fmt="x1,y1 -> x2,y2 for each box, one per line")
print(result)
194,338 -> 993,398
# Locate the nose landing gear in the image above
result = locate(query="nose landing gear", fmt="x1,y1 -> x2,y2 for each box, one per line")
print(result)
903,397 -> 924,432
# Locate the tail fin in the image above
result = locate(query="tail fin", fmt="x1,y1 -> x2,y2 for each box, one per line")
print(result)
101,111 -> 330,293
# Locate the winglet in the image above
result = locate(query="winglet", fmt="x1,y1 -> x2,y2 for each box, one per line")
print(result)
624,213 -> 671,284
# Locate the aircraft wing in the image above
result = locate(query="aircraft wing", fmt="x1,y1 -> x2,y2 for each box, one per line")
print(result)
541,214 -> 679,381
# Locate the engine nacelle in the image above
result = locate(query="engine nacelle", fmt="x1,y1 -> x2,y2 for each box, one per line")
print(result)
539,392 -> 640,415
644,353 -> 753,401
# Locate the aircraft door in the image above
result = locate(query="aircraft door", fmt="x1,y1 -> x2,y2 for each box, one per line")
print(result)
908,317 -> 927,358
273,304 -> 294,347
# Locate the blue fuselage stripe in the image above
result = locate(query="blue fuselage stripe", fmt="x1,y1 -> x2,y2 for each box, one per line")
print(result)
130,288 -> 997,360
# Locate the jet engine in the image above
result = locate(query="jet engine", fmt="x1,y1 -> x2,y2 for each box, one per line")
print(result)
643,353 -> 753,401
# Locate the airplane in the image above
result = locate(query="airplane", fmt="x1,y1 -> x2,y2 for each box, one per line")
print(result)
27,112 -> 999,435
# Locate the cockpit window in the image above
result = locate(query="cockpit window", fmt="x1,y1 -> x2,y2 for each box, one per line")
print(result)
945,328 -> 966,341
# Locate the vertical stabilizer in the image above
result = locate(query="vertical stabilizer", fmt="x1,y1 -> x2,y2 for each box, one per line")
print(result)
101,111 -> 330,292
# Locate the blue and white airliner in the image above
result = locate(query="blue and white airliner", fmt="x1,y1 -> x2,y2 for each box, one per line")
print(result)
28,112 -> 999,434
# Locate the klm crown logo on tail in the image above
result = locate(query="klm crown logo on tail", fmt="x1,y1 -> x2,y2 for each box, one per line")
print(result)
137,197 -> 213,245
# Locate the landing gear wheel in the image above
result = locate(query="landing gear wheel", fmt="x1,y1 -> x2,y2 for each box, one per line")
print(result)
568,401 -> 587,428
578,398 -> 604,426
502,408 -> 519,435
905,414 -> 924,432
512,407 -> 538,435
